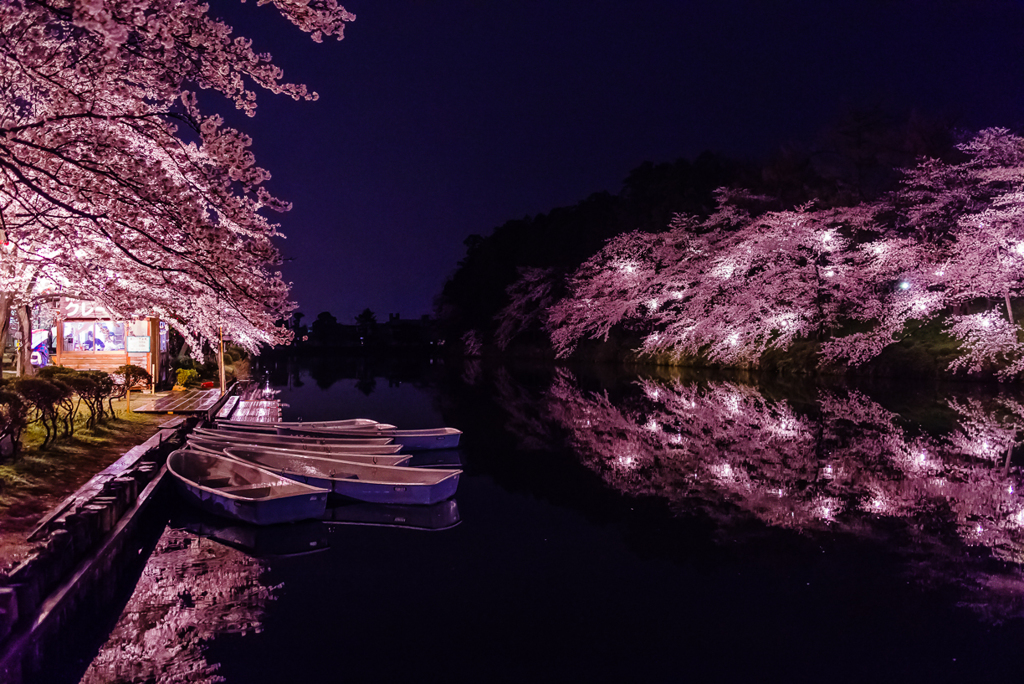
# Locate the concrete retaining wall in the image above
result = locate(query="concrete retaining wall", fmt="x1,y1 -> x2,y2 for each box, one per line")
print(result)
0,416 -> 197,684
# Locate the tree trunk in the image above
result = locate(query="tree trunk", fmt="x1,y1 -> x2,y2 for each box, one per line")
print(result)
0,294 -> 10,376
16,304 -> 33,377
1005,291 -> 1015,325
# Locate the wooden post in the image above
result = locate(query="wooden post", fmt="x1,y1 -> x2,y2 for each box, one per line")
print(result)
219,326 -> 226,394
150,318 -> 160,392
16,304 -> 32,376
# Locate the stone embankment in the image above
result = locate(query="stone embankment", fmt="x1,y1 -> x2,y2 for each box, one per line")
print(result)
0,416 -> 196,683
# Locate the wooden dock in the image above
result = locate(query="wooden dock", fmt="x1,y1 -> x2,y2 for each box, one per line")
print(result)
133,382 -> 282,423
228,399 -> 282,423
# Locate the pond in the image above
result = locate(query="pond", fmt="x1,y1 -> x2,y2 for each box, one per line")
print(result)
62,356 -> 1024,683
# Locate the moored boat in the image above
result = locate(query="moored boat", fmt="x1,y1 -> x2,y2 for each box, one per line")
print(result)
216,418 -> 398,431
276,425 -> 463,451
187,439 -> 414,466
193,426 -> 398,449
222,447 -> 462,505
167,449 -> 329,525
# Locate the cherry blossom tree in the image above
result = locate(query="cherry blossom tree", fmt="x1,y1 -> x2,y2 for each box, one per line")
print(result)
535,129 -> 1024,379
545,192 -> 883,367
0,0 -> 355,367
824,129 -> 1024,375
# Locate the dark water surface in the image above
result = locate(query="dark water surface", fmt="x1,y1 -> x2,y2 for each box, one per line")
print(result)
71,357 -> 1024,683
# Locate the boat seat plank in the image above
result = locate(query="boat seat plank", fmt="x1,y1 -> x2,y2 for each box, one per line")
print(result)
221,484 -> 273,498
198,477 -> 232,488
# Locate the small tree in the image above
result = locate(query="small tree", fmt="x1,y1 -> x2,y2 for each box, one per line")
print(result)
114,365 -> 152,413
0,390 -> 29,458
38,366 -> 82,436
355,309 -> 378,326
61,373 -> 97,437
81,371 -> 115,425
15,377 -> 66,447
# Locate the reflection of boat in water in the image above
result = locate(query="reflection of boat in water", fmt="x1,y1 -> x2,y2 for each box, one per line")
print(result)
321,500 -> 461,531
406,451 -> 463,468
177,509 -> 330,558
168,449 -> 329,525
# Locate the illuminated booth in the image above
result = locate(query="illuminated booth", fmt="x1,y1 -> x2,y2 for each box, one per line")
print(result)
54,299 -> 169,387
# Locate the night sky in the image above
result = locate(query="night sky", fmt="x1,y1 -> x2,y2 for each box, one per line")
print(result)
212,0 -> 1024,323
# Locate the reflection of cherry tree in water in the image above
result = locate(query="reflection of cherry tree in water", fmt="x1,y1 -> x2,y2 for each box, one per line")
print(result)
81,527 -> 278,684
526,370 -> 1024,619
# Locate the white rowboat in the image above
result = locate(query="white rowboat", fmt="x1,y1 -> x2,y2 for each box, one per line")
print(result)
273,425 -> 463,451
187,439 -> 413,467
168,449 -> 328,525
223,446 -> 462,505
193,426 -> 398,449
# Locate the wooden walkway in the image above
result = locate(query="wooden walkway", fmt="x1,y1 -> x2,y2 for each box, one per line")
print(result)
131,389 -> 223,414
132,383 -> 281,423
229,399 -> 282,423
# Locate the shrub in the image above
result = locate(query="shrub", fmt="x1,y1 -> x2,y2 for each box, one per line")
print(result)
81,370 -> 115,424
176,368 -> 200,387
62,373 -> 98,435
14,377 -> 67,447
36,365 -> 77,380
0,390 -> 29,458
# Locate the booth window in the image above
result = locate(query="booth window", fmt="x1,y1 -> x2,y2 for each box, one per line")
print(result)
64,320 -> 125,351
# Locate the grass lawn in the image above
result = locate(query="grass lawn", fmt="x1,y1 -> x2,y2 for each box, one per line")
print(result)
0,398 -> 168,569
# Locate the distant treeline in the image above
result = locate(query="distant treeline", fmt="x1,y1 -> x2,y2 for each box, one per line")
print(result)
436,110 -> 958,358
282,309 -> 441,351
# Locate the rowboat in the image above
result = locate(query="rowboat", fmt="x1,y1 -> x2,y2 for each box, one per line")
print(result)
217,418 -> 398,431
187,439 -> 414,466
222,446 -> 462,505
193,426 -> 398,449
190,432 -> 401,454
167,449 -> 329,525
275,426 -> 463,451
